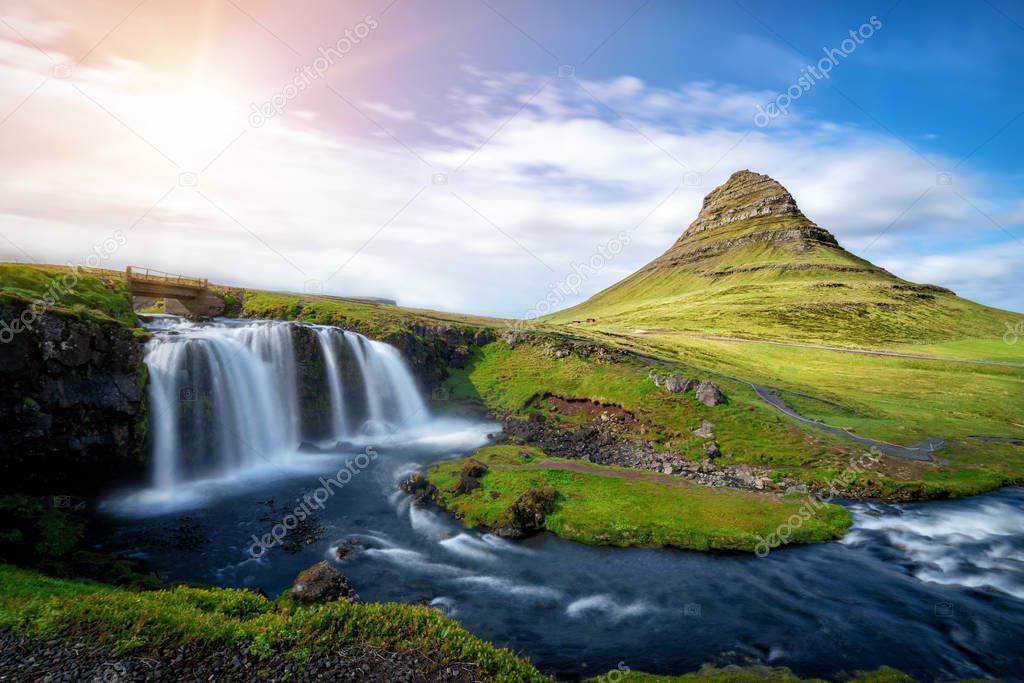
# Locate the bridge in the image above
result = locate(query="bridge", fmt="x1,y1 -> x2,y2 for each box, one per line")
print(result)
126,266 -> 224,317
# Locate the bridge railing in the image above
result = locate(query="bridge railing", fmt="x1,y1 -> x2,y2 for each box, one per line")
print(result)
126,266 -> 208,289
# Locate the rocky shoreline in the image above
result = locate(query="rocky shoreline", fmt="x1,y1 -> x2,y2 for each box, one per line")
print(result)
0,630 -> 479,683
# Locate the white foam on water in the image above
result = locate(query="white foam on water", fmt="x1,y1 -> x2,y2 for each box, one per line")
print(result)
565,594 -> 658,621
453,576 -> 563,600
364,547 -> 469,577
844,494 -> 1024,600
439,534 -> 499,563
428,596 -> 457,616
480,533 -> 535,555
408,505 -> 452,540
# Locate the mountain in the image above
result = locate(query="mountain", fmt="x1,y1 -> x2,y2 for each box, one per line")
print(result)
544,170 -> 1013,346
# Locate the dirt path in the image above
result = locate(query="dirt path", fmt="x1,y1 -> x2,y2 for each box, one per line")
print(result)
634,332 -> 1024,368
752,385 -> 942,462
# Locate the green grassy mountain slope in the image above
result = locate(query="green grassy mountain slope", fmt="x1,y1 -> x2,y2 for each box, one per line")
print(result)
544,170 -> 1016,346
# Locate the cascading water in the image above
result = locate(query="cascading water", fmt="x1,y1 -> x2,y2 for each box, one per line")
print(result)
142,318 -> 428,492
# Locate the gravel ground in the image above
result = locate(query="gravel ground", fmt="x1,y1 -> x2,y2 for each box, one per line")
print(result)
0,630 -> 482,682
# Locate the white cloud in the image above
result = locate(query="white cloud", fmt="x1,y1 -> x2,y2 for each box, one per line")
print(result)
0,31 -> 1020,317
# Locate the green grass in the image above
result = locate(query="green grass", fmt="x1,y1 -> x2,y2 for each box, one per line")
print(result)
427,446 -> 851,552
242,289 -> 502,338
0,263 -> 136,327
443,338 -> 1024,500
596,664 -> 914,682
0,564 -> 547,682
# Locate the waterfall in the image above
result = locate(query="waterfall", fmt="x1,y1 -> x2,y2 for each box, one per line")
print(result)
143,319 -> 428,490
315,328 -> 350,440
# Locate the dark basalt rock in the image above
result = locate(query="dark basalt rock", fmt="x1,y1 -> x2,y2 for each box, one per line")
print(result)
494,487 -> 557,538
287,560 -> 359,603
399,473 -> 437,506
452,458 -> 488,496
0,303 -> 148,495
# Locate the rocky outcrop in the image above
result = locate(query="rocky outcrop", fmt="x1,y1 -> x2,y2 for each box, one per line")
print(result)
652,374 -> 697,394
0,303 -> 148,495
452,459 -> 488,496
399,473 -> 437,506
695,381 -> 727,406
494,487 -> 557,538
384,324 -> 494,395
502,409 -> 777,493
693,419 -> 715,438
287,560 -> 359,603
651,374 -> 727,406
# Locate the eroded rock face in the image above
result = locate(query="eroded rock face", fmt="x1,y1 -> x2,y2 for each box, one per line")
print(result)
287,560 -> 359,603
0,304 -> 147,495
642,170 -> 841,269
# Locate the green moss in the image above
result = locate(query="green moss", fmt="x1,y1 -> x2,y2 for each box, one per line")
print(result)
427,447 -> 851,552
0,565 -> 546,681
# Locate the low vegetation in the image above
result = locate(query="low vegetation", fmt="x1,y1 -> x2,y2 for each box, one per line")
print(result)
427,446 -> 851,552
241,289 -> 500,338
0,263 -> 136,327
597,665 -> 914,682
0,564 -> 547,682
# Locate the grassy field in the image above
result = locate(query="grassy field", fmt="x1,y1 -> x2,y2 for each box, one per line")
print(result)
241,289 -> 503,338
0,263 -> 137,327
0,564 -> 546,682
427,446 -> 851,552
595,665 -> 914,682
443,337 -> 1024,499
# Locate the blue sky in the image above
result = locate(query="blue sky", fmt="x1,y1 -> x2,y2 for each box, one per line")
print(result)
1,0 -> 1022,316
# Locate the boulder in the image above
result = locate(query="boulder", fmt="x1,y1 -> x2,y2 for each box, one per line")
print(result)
287,561 -> 359,603
695,381 -> 727,406
703,440 -> 722,459
652,374 -> 697,394
399,473 -> 436,506
460,459 -> 488,478
495,487 -> 557,538
693,419 -> 715,439
452,458 -> 488,496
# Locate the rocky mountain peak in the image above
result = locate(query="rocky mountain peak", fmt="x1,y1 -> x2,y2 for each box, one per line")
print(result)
682,170 -> 815,239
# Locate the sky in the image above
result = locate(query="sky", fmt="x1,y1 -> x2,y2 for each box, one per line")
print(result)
1,0 -> 1022,317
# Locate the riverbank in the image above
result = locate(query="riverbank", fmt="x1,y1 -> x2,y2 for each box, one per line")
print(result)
422,446 -> 851,552
0,564 -> 547,682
